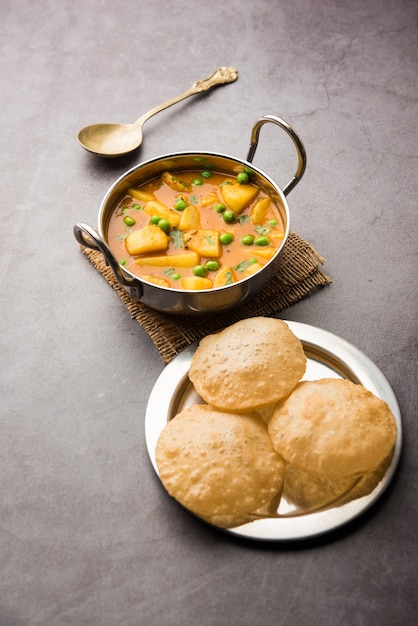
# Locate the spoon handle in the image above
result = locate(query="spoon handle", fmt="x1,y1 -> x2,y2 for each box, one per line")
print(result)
133,67 -> 238,128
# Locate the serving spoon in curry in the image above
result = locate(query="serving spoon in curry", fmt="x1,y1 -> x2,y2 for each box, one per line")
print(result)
77,67 -> 238,158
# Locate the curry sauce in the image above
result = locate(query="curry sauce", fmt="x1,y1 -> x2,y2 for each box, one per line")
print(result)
106,169 -> 285,290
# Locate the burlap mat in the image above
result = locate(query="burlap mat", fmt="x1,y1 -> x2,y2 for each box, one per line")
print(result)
80,231 -> 331,363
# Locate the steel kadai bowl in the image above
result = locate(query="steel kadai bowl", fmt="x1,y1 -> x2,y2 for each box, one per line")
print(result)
74,115 -> 306,315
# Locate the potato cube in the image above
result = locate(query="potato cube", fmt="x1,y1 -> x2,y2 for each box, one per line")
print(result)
184,229 -> 221,258
180,276 -> 213,290
270,230 -> 285,245
220,182 -> 259,214
200,191 -> 219,207
125,225 -> 169,256
128,188 -> 155,203
253,247 -> 277,260
141,275 -> 171,288
250,197 -> 270,224
161,171 -> 191,192
143,200 -> 180,227
134,251 -> 200,267
213,266 -> 236,287
179,205 -> 201,230
245,262 -> 263,275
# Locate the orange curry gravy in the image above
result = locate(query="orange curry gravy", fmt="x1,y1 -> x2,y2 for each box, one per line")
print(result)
106,169 -> 285,291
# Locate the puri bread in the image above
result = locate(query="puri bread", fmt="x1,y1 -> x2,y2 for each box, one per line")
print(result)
282,463 -> 357,510
188,317 -> 306,411
282,456 -> 391,511
155,404 -> 285,528
268,378 -> 397,478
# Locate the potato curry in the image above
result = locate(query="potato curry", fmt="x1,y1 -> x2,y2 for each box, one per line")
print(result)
107,168 -> 286,291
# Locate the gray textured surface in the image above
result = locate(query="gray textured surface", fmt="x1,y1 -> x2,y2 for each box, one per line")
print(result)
1,0 -> 417,624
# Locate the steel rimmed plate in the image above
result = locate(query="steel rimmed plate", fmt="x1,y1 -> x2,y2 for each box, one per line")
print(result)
145,320 -> 402,541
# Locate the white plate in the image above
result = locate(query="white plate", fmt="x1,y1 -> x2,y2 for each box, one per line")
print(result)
145,321 -> 402,541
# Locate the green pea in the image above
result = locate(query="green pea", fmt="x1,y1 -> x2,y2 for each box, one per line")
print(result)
193,265 -> 207,277
119,259 -> 127,266
174,198 -> 188,211
171,273 -> 181,280
158,219 -> 171,233
123,215 -> 136,226
192,178 -> 203,186
205,260 -> 220,272
214,203 -> 226,213
236,172 -> 249,184
241,234 -> 255,246
223,210 -> 236,224
220,232 -> 234,245
254,235 -> 270,246
201,170 -> 212,178
268,219 -> 278,226
149,215 -> 162,225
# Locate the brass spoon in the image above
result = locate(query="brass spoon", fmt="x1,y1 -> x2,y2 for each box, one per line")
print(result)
77,67 -> 238,157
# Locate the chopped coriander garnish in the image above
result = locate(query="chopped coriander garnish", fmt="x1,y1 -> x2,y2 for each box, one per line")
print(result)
223,271 -> 234,285
254,225 -> 271,235
232,258 -> 258,272
169,228 -> 184,249
162,267 -> 182,280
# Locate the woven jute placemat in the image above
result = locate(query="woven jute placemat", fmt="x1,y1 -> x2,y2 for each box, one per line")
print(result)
79,231 -> 331,363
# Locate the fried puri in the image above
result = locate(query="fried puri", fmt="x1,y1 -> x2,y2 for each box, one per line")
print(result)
282,456 -> 392,511
268,378 -> 397,478
188,317 -> 306,411
155,404 -> 285,528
